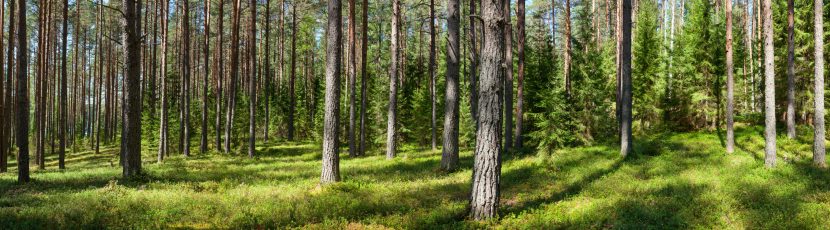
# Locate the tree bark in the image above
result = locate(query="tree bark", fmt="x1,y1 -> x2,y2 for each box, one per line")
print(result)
470,0 -> 505,220
122,0 -> 143,177
814,0 -> 825,167
347,0 -> 357,156
182,0 -> 191,157
265,0 -> 271,141
762,0 -> 776,167
16,0 -> 29,183
514,0 -> 525,149
159,0 -> 169,162
619,0 -> 632,156
290,1 -> 297,143
429,0 -> 437,151
441,0 -> 460,171
202,0 -> 210,154
321,0 -> 342,184
785,0 -> 795,139
216,0 -> 224,152
468,0 -> 479,126
387,0 -> 400,159
358,0 -> 369,156
503,0 -> 513,153
564,0 -> 572,97
726,0 -> 734,153
0,0 -> 6,173
226,0 -> 241,154
2,0 -> 15,173
60,0 -> 68,169
248,0 -> 257,158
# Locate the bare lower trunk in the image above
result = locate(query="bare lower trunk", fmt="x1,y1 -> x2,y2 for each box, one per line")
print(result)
813,0 -> 825,167
515,0 -> 525,149
387,0 -> 401,159
429,0 -> 437,151
503,0 -> 513,154
469,0 -> 505,220
159,0 -> 169,162
785,0 -> 795,139
16,0 -> 29,183
441,0 -> 460,171
762,0 -> 776,167
619,0 -> 632,156
726,0 -> 734,153
321,0 -> 342,184
122,0 -> 143,177
359,0 -> 369,156
348,0 -> 357,156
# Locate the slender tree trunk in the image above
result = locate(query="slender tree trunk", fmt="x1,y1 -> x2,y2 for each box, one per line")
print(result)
469,0 -> 479,125
470,0 -> 505,220
321,0 -> 342,184
182,0 -> 191,157
358,0 -> 369,156
725,0 -> 734,153
289,2 -> 297,143
514,0 -> 525,149
15,0 -> 28,183
619,0 -> 632,156
503,0 -> 513,153
159,0 -> 169,162
123,0 -> 143,177
387,0 -> 400,159
429,0 -> 437,151
785,0 -> 795,139
2,0 -> 15,173
248,0 -> 257,158
202,0 -> 210,153
226,0 -> 241,154
813,0 -> 825,167
762,0 -> 776,167
216,0 -> 224,152
60,0 -> 68,169
347,0 -> 357,156
264,0 -> 271,141
0,0 -> 6,173
564,0 -> 572,97
441,0 -> 460,171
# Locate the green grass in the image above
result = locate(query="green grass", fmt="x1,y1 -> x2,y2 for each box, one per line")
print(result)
2,125 -> 830,229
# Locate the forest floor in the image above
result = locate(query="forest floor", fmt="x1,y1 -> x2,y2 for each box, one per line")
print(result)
1,125 -> 830,229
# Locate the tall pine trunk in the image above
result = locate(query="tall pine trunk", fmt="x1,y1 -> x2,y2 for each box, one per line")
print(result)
15,0 -> 29,183
503,0 -> 513,153
429,0 -> 437,151
226,0 -> 241,154
159,0 -> 169,162
248,0 -> 257,158
387,0 -> 400,159
321,0 -> 343,184
202,0 -> 210,154
514,0 -> 525,149
726,0 -> 734,153
348,0 -> 357,156
762,0 -> 776,167
182,0 -> 191,157
785,0 -> 795,139
619,0 -> 632,156
813,0 -> 825,167
358,0 -> 369,156
215,0 -> 224,152
441,0 -> 460,171
122,0 -> 143,177
470,0 -> 505,220
60,0 -> 68,169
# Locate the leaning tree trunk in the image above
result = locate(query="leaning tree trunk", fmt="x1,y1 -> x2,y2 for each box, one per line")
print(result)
726,0 -> 734,153
441,0 -> 460,171
515,0 -> 525,149
785,0 -> 795,139
813,0 -> 825,167
470,0 -> 505,220
122,0 -> 143,178
762,0 -> 776,167
387,0 -> 400,159
15,0 -> 29,183
321,0 -> 342,184
619,0 -> 632,156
